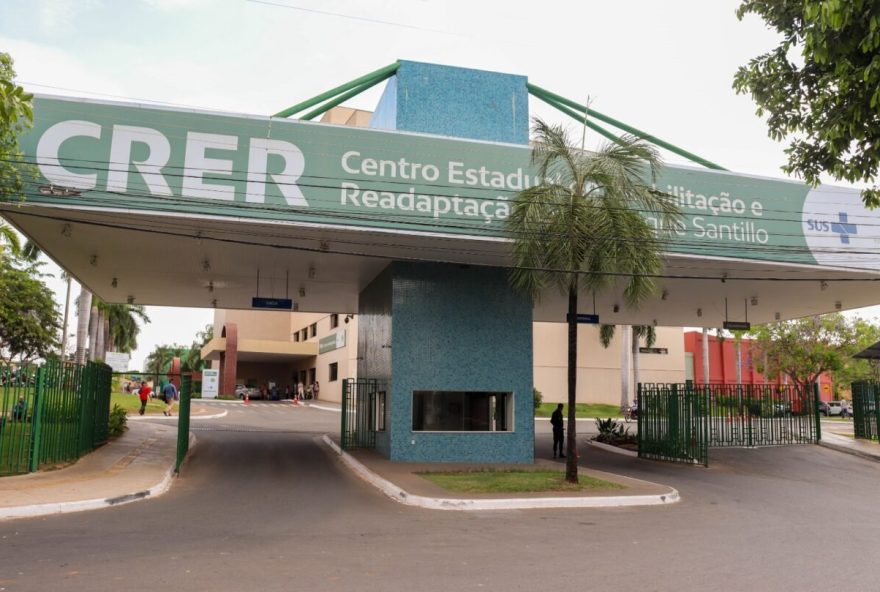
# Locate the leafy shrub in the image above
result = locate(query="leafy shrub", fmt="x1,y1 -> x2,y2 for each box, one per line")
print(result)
108,404 -> 127,438
593,417 -> 637,446
533,388 -> 543,410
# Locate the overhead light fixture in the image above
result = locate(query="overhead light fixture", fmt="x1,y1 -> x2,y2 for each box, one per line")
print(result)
38,185 -> 81,197
202,258 -> 211,272
661,290 -> 669,301
319,240 -> 329,252
127,295 -> 135,304
652,319 -> 658,326
613,304 -> 620,313
61,223 -> 72,237
208,281 -> 214,293
212,299 -> 218,308
696,308 -> 702,318
750,296 -> 758,306
299,287 -> 306,298
774,312 -> 781,320
720,273 -> 728,283
835,301 -> 842,310
111,277 -> 118,288
820,280 -> 828,291
344,314 -> 354,324
89,255 -> 98,266
308,265 -> 316,280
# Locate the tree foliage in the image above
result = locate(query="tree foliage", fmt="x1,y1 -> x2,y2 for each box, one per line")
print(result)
0,256 -> 59,363
734,1 -> 880,206
833,317 -> 880,387
506,118 -> 679,483
0,52 -> 34,257
751,313 -> 862,388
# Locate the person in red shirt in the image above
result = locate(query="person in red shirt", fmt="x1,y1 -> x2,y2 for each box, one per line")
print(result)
137,381 -> 151,416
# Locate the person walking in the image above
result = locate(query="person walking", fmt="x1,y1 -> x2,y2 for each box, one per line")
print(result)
137,381 -> 151,416
297,379 -> 305,401
313,380 -> 320,400
551,403 -> 566,458
162,381 -> 178,417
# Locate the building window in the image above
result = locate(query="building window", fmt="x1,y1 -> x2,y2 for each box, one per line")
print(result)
329,362 -> 338,382
293,332 -> 300,342
375,391 -> 386,432
310,323 -> 317,338
301,329 -> 308,341
330,314 -> 339,329
308,368 -> 316,384
412,391 -> 513,432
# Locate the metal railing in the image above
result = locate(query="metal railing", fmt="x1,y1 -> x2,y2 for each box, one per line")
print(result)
0,360 -> 112,476
341,378 -> 383,450
852,382 -> 880,440
638,382 -> 821,467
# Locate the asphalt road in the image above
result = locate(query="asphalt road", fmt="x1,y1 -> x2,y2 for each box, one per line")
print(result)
1,402 -> 878,592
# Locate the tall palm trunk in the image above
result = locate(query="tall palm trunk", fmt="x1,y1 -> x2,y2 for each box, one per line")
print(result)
75,287 -> 92,365
702,328 -> 710,385
94,308 -> 105,362
620,325 -> 631,411
632,327 -> 641,398
88,304 -> 99,362
59,276 -> 72,359
102,315 -> 111,360
734,339 -> 742,384
565,282 -> 578,483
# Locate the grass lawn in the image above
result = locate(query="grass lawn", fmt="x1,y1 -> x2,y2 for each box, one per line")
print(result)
418,469 -> 625,493
535,403 -> 622,418
110,393 -> 167,415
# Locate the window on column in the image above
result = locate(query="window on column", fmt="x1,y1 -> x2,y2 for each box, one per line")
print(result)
411,391 -> 513,432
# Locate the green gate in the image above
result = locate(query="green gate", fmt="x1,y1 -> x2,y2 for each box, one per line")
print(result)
341,378 -> 382,450
638,383 -> 709,466
175,374 -> 192,472
852,382 -> 880,440
639,383 -> 821,467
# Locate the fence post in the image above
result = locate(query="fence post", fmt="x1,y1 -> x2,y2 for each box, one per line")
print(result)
341,379 -> 349,450
29,366 -> 47,472
813,382 -> 822,442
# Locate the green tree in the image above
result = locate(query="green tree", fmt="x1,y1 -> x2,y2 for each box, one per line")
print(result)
734,1 -> 880,206
0,256 -> 60,363
0,53 -> 34,258
507,119 -> 679,483
752,313 -> 860,389
600,324 -> 656,410
833,318 -> 880,388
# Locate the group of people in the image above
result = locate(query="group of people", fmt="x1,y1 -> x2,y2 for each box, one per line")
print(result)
135,380 -> 177,416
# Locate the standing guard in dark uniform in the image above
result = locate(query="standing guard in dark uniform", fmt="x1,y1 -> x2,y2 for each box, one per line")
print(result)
551,403 -> 566,458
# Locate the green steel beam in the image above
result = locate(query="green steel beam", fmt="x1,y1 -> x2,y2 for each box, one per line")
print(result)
527,83 -> 727,171
528,89 -> 623,144
273,62 -> 400,119
300,72 -> 392,121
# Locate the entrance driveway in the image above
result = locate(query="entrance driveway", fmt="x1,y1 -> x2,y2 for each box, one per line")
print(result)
0,403 -> 877,591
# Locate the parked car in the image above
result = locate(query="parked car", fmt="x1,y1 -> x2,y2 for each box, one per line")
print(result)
235,384 -> 260,399
818,400 -> 843,416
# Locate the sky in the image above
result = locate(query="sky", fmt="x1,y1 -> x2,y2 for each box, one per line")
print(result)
1,0 -> 876,367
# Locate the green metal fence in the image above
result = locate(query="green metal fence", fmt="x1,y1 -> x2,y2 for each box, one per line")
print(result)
638,383 -> 709,466
638,383 -> 820,467
0,360 -> 112,476
176,374 -> 192,472
341,378 -> 381,450
852,382 -> 880,440
704,383 -> 818,448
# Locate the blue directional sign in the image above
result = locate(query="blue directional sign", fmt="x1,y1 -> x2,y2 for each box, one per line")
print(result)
252,297 -> 293,310
567,313 -> 600,324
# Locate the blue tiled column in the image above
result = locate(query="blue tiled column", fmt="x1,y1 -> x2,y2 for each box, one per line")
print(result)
387,262 -> 533,463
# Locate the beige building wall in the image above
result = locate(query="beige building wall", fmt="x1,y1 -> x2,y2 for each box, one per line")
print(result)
290,314 -> 359,404
534,324 -> 685,406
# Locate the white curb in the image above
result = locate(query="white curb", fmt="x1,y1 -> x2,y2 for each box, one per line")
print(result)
586,439 -> 639,458
0,434 -> 195,521
322,435 -> 679,510
127,409 -> 228,421
308,404 -> 341,413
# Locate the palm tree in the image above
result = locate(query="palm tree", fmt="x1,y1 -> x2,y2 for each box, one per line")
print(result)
75,286 -> 92,364
601,324 -> 656,411
107,304 -> 149,353
508,118 -> 679,483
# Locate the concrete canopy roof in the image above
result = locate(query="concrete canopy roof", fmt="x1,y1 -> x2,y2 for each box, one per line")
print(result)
5,93 -> 880,329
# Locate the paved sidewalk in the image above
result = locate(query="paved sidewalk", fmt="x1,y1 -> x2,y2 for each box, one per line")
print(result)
0,421 -> 179,520
820,430 -> 880,461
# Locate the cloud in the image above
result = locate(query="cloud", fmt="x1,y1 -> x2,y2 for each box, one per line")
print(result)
35,0 -> 101,35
